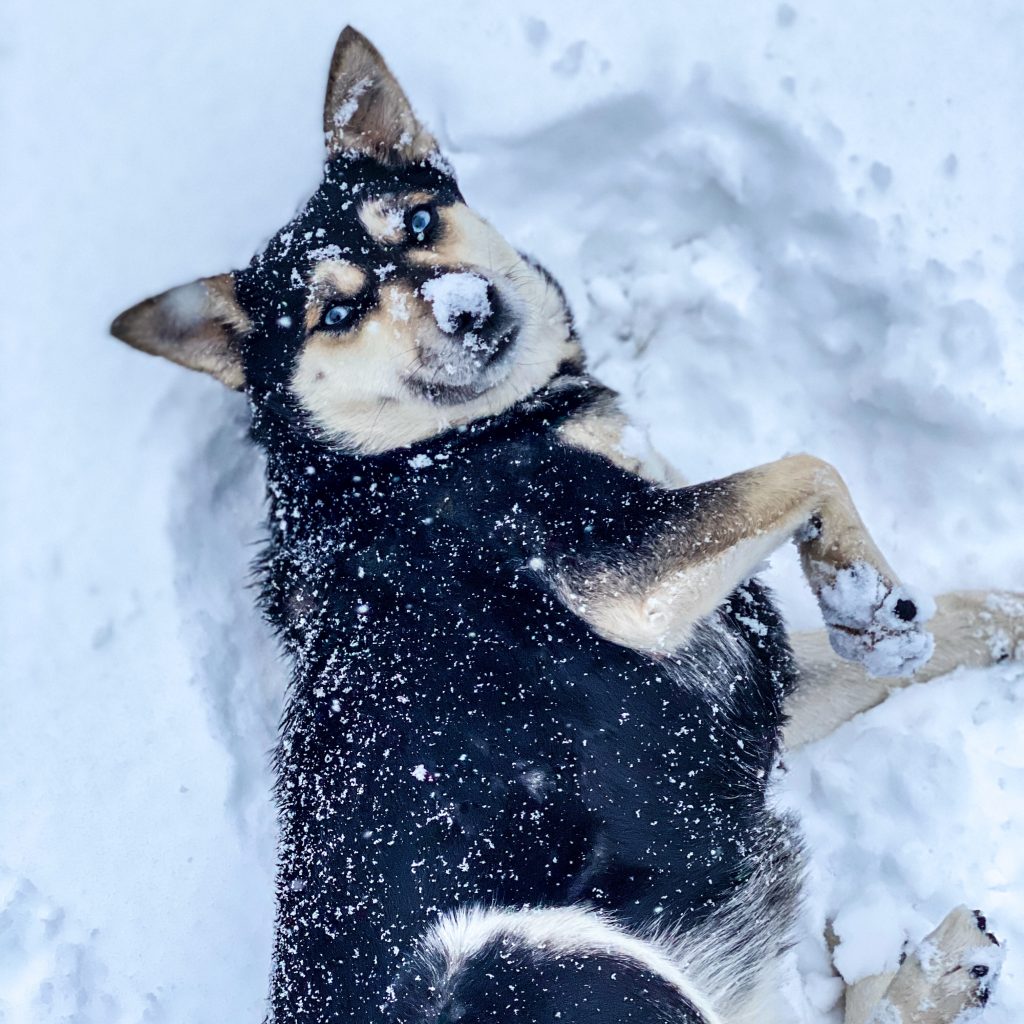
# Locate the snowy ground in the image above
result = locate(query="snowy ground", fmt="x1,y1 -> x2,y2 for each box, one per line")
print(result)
2,2 -> 1023,1021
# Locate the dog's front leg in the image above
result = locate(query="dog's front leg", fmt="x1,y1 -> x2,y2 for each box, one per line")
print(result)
548,453 -> 932,675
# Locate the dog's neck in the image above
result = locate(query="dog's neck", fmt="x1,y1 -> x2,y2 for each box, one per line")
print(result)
253,372 -> 607,648
256,370 -> 604,527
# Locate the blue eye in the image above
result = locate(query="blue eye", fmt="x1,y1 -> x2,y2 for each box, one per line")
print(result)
324,304 -> 350,327
409,207 -> 433,238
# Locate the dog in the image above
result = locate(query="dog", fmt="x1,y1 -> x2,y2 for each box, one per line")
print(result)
110,27 -> 1021,1024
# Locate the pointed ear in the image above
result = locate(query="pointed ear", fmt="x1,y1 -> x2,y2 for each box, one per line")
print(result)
110,273 -> 250,389
323,26 -> 438,164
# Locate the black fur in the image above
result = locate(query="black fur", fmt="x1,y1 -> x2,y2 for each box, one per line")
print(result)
389,927 -> 708,1024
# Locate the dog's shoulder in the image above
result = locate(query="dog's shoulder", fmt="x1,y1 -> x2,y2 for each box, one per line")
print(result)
556,387 -> 686,488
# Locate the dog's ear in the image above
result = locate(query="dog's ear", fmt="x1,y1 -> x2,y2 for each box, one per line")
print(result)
323,26 -> 438,165
110,273 -> 249,389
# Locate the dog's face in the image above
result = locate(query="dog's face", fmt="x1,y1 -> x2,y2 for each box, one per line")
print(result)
112,28 -> 580,454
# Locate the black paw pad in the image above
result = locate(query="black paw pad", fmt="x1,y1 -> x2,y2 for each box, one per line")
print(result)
894,598 -> 917,622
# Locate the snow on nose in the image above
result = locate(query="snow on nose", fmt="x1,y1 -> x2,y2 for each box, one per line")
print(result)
421,272 -> 492,334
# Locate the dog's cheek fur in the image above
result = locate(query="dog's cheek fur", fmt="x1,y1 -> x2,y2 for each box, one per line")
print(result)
290,288 -> 443,450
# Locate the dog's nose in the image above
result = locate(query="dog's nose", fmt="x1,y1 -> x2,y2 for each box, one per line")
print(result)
447,295 -> 499,336
421,272 -> 499,336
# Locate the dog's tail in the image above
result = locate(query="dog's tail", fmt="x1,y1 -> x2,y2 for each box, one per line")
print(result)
385,905 -> 719,1024
385,827 -> 801,1024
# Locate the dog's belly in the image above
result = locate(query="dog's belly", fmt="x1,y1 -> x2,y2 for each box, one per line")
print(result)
270,582 -> 790,1021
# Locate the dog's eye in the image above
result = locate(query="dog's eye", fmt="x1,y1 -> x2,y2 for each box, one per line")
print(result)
407,206 -> 435,242
323,304 -> 350,327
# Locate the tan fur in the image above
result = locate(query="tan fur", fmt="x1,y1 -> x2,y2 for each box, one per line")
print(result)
110,272 -> 250,389
323,28 -> 438,164
557,399 -> 686,486
843,972 -> 897,1024
553,453 -> 896,657
310,259 -> 368,298
303,261 -> 369,330
405,202 -> 525,277
358,192 -> 436,244
784,589 -> 1024,749
737,455 -> 895,592
842,907 -> 999,1024
552,529 -> 794,655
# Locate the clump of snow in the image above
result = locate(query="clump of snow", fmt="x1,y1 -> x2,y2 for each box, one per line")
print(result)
816,562 -> 936,677
421,272 -> 492,334
332,75 -> 373,129
306,243 -> 344,263
164,280 -> 209,327
983,593 -> 1024,662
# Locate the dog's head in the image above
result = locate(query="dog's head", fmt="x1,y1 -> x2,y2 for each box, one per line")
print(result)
111,28 -> 581,454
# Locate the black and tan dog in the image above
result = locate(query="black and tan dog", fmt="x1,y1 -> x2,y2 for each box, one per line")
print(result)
112,27 -> 1020,1024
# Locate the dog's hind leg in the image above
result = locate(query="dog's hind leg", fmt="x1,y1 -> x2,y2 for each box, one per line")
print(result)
844,906 -> 1001,1024
552,453 -> 932,676
843,971 -> 897,1024
784,589 -> 1024,748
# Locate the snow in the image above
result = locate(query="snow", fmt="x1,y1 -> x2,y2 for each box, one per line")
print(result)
331,75 -> 373,130
163,280 -> 211,327
421,272 -> 493,333
2,2 -> 1022,1023
815,562 -> 936,678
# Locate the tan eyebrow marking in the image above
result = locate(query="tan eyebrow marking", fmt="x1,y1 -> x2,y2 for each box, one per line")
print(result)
358,191 -> 437,244
304,260 -> 368,330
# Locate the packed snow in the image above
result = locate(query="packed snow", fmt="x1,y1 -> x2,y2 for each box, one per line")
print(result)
2,2 -> 1022,1023
816,561 -> 936,678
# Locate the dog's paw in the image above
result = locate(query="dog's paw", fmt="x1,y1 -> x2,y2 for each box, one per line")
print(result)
817,561 -> 935,678
869,906 -> 1002,1024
